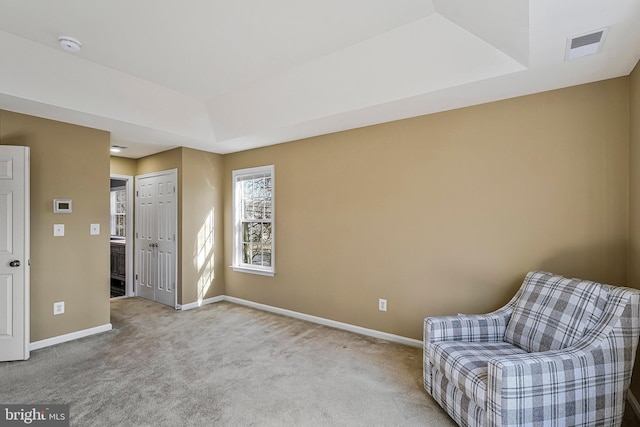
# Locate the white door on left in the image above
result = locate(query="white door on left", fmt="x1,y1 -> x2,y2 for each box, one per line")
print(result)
0,146 -> 30,361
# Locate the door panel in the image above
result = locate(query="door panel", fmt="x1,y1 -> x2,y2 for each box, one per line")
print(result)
0,146 -> 29,361
138,247 -> 154,300
155,250 -> 175,306
0,191 -> 13,254
0,275 -> 12,337
0,158 -> 13,179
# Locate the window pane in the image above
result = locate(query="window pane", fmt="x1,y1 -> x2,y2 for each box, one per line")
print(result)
262,246 -> 272,267
242,223 -> 249,242
243,180 -> 253,197
253,198 -> 264,219
255,177 -> 271,198
115,190 -> 126,214
250,244 -> 262,266
261,223 -> 272,244
243,222 -> 262,243
242,243 -> 251,264
241,242 -> 272,267
115,214 -> 126,237
250,244 -> 271,267
264,198 -> 272,219
243,199 -> 254,220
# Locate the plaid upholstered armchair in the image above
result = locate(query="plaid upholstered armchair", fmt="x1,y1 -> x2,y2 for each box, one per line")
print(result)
423,271 -> 640,427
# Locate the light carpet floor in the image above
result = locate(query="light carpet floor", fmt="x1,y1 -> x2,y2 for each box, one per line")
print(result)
1,298 -> 455,426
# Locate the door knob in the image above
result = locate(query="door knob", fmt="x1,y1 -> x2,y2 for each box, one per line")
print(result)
9,260 -> 20,267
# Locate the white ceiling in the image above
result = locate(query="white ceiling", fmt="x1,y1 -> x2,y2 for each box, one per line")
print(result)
0,0 -> 639,158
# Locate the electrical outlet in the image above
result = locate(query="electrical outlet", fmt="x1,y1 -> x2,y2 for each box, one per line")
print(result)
54,301 -> 65,315
378,298 -> 387,312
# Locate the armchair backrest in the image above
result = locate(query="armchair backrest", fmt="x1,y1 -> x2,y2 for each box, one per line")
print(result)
503,271 -> 610,353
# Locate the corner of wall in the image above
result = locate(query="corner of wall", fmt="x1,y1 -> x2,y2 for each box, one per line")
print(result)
627,58 -> 640,404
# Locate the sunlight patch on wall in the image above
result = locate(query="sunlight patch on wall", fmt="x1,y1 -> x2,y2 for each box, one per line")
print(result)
196,209 -> 215,303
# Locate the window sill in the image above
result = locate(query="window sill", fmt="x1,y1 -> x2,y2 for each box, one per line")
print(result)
231,266 -> 275,277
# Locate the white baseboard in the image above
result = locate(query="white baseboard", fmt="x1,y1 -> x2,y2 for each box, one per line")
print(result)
177,295 -> 224,311
30,296 -> 421,352
628,389 -> 640,419
223,296 -> 422,348
30,323 -> 112,351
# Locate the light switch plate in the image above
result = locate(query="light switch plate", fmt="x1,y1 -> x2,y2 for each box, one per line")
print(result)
53,224 -> 64,237
53,301 -> 64,315
90,224 -> 100,235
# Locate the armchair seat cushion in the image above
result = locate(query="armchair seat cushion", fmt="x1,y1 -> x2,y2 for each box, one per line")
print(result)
430,341 -> 527,408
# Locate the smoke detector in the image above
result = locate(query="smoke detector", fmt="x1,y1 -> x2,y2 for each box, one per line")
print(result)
58,36 -> 82,53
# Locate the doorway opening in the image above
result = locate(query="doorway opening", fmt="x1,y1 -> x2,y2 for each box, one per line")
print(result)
110,175 -> 133,299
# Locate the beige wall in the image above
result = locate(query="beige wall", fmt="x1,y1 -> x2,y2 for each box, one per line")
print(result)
224,77 -> 630,340
181,148 -> 225,303
136,148 -> 181,177
110,156 -> 136,176
0,110 -> 111,342
628,61 -> 640,398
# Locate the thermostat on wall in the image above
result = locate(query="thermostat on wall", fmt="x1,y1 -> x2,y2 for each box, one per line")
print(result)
53,199 -> 72,213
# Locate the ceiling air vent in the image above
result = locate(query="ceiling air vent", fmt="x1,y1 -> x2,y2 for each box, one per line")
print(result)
565,28 -> 609,61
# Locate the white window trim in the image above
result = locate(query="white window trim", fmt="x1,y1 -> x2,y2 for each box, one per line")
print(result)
231,165 -> 275,276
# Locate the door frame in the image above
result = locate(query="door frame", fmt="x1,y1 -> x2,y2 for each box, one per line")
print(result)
134,169 -> 178,308
110,174 -> 134,297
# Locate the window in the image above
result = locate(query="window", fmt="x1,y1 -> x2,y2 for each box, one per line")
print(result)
110,188 -> 127,237
232,165 -> 275,276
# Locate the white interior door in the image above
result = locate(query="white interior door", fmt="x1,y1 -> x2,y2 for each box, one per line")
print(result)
135,170 -> 177,307
0,146 -> 30,361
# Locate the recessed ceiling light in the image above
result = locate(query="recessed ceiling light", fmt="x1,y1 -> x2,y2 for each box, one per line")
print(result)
110,145 -> 127,153
58,36 -> 82,53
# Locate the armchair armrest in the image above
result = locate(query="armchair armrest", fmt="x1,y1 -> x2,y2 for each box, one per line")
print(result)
424,308 -> 513,346
422,307 -> 513,395
424,283 -> 525,347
